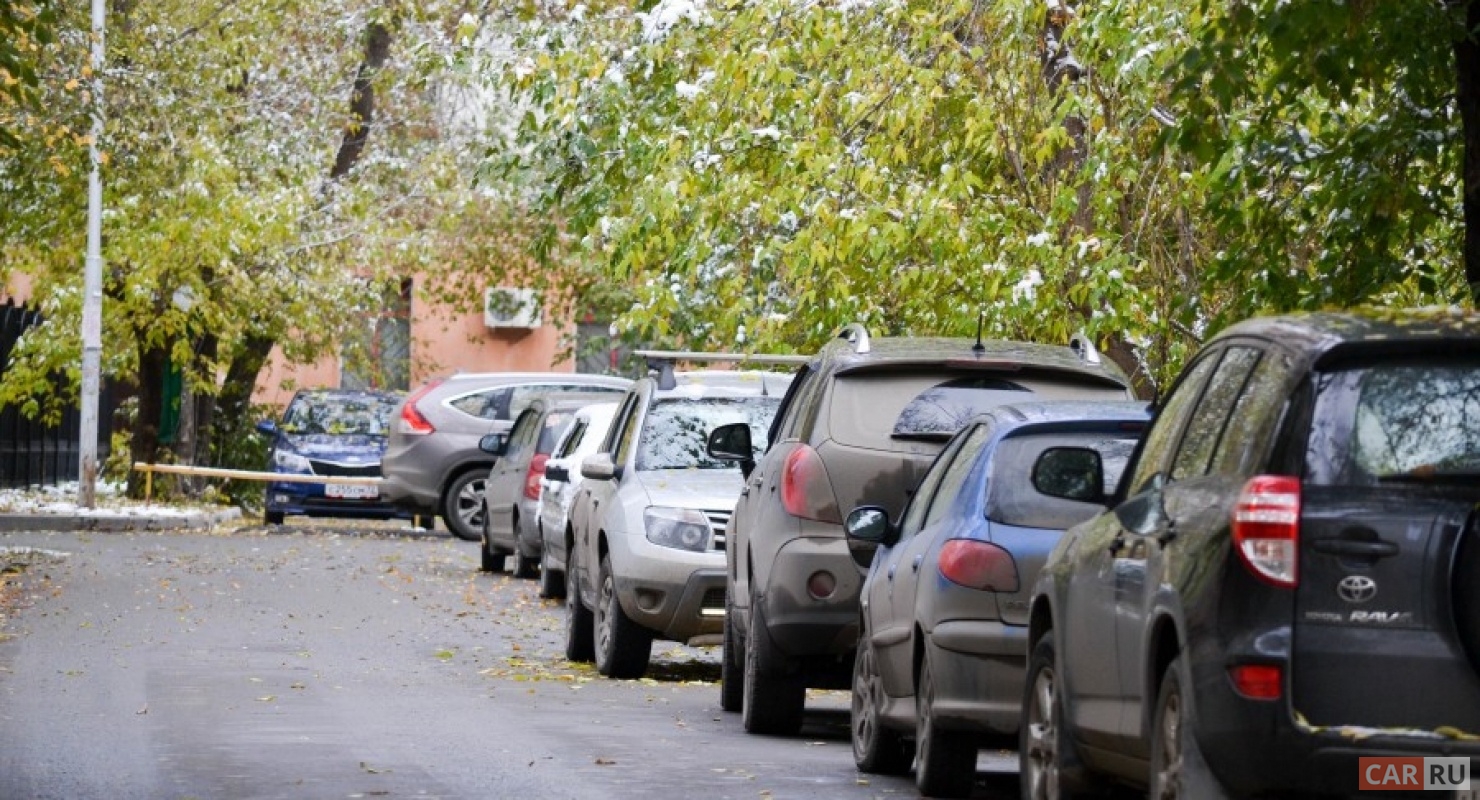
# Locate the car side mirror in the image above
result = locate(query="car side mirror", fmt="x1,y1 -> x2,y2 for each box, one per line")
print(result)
707,422 -> 756,479
545,464 -> 570,483
844,506 -> 898,548
478,432 -> 509,456
1033,446 -> 1105,504
581,453 -> 619,481
255,419 -> 278,436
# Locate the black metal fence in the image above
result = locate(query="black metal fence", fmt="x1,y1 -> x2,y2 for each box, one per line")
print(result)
0,301 -> 113,488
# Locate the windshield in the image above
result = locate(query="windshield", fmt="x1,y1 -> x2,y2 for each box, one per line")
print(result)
637,397 -> 781,470
1307,359 -> 1480,484
281,392 -> 399,436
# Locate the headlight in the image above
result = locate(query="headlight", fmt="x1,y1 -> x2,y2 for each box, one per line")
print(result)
644,507 -> 713,552
272,449 -> 313,473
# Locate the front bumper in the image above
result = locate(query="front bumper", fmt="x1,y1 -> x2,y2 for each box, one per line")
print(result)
264,481 -> 411,521
759,535 -> 865,658
608,533 -> 728,644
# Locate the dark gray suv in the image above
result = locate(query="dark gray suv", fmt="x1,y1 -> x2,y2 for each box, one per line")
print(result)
1023,308 -> 1480,798
708,323 -> 1135,735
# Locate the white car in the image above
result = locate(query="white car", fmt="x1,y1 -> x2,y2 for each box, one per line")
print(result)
534,402 -> 618,599
565,368 -> 794,679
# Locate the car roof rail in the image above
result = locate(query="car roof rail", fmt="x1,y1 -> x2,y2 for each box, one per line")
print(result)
1068,332 -> 1102,365
837,322 -> 871,354
634,350 -> 809,390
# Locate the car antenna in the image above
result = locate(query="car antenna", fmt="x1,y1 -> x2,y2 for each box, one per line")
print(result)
972,312 -> 986,355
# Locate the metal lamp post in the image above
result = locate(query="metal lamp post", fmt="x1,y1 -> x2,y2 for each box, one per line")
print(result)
78,0 -> 105,508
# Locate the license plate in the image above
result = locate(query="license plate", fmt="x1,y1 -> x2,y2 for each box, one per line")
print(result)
325,483 -> 378,500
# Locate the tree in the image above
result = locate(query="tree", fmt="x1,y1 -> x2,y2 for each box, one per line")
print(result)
0,0 -> 57,148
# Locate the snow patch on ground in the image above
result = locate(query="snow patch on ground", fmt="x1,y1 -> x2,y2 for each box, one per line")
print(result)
0,482 -> 206,517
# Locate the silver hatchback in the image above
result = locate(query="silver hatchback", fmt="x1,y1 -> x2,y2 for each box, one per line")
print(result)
379,372 -> 630,540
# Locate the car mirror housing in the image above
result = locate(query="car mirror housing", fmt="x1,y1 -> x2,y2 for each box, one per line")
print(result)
706,422 -> 754,462
255,419 -> 278,437
580,453 -> 619,481
844,505 -> 898,547
544,464 -> 570,484
1033,446 -> 1106,503
478,432 -> 509,456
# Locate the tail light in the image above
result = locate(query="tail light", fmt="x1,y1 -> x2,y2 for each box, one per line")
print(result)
1231,475 -> 1300,588
780,445 -> 842,524
1228,663 -> 1283,700
523,454 -> 550,500
938,539 -> 1019,592
397,379 -> 444,436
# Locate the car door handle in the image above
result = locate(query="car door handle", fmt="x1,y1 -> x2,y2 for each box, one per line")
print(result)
1313,538 -> 1399,559
1108,534 -> 1126,556
739,488 -> 750,497
911,555 -> 924,573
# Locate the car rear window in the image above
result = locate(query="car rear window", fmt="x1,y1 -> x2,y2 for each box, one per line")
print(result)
538,412 -> 574,454
637,397 -> 781,470
988,432 -> 1140,529
1305,358 -> 1480,485
828,372 -> 1129,451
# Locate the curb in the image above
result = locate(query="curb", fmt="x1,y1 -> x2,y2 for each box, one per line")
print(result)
0,507 -> 243,533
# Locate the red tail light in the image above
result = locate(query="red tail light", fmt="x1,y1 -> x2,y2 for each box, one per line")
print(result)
397,379 -> 444,436
523,454 -> 550,500
780,445 -> 842,524
1231,475 -> 1300,588
1228,663 -> 1283,700
938,539 -> 1019,592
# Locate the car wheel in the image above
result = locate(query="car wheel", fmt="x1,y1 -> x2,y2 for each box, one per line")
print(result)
537,526 -> 566,599
479,510 -> 508,573
720,590 -> 744,713
1150,655 -> 1225,800
1455,529 -> 1480,673
441,470 -> 486,542
594,552 -> 652,679
1021,636 -> 1104,800
512,516 -> 539,579
264,510 -> 285,525
851,633 -> 913,774
742,597 -> 805,735
564,545 -> 595,663
916,647 -> 977,798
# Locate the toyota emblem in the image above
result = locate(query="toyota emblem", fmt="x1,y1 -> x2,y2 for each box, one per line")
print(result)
1337,575 -> 1377,604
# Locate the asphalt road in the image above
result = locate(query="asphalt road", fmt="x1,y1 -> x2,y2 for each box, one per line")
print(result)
0,520 -> 1019,800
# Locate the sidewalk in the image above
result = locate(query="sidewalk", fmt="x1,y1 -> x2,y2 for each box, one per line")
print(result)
0,484 -> 243,533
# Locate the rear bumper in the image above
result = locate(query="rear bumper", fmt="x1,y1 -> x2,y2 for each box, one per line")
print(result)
760,535 -> 865,659
926,620 -> 1030,734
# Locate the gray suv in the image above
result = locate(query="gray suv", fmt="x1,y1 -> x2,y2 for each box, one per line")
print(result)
380,372 -> 630,540
707,324 -> 1135,735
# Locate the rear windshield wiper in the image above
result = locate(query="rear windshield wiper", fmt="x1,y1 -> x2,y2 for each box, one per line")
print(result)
1376,467 -> 1480,483
890,431 -> 955,443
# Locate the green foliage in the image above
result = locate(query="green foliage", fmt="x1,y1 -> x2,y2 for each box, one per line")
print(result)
0,0 -> 58,148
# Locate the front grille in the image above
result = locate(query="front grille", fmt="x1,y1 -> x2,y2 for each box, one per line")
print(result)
308,460 -> 381,478
700,588 -> 726,610
705,508 -> 731,551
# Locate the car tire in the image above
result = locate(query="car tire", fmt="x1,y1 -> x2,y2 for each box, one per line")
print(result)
916,647 -> 977,798
264,510 -> 285,525
1150,655 -> 1226,800
720,590 -> 744,713
441,470 -> 486,542
480,512 -> 508,573
564,545 -> 595,663
1455,526 -> 1480,673
1020,636 -> 1106,800
851,632 -> 913,774
594,553 -> 652,679
537,527 -> 566,599
742,598 -> 805,736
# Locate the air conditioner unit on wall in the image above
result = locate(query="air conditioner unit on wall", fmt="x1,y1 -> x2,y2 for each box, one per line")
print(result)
484,287 -> 542,329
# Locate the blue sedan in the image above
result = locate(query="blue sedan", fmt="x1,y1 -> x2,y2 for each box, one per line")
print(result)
845,400 -> 1149,798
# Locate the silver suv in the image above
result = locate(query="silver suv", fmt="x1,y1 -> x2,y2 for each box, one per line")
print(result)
707,324 -> 1135,734
379,373 -> 630,540
564,365 -> 795,679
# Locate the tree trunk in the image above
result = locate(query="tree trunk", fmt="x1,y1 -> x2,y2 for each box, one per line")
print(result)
1455,0 -> 1480,301
329,22 -> 392,183
127,343 -> 168,496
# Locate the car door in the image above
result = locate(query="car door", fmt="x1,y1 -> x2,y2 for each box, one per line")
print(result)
1059,354 -> 1219,752
541,416 -> 590,564
487,406 -> 541,545
866,425 -> 980,697
572,390 -> 642,604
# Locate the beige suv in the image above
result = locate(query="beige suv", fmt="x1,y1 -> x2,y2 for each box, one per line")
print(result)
706,324 -> 1135,734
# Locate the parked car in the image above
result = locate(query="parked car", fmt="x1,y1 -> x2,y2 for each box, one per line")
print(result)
379,372 -> 630,541
256,388 -> 409,525
535,402 -> 619,600
565,366 -> 796,679
1023,308 -> 1480,799
706,323 -> 1136,735
477,394 -> 595,578
842,401 -> 1148,798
